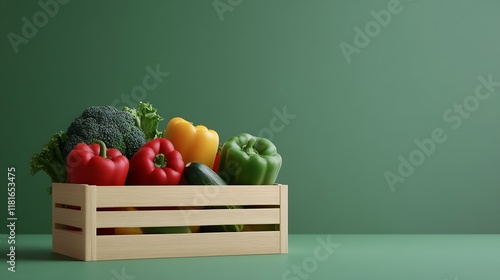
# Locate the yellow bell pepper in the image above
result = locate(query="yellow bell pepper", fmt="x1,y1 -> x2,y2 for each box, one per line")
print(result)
165,117 -> 219,168
115,227 -> 143,235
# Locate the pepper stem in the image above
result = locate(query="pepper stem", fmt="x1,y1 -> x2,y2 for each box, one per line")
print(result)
244,138 -> 257,155
94,140 -> 107,158
154,153 -> 167,168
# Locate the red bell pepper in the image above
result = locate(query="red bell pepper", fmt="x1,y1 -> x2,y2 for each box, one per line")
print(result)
212,147 -> 221,173
66,140 -> 129,186
212,153 -> 221,173
126,138 -> 184,185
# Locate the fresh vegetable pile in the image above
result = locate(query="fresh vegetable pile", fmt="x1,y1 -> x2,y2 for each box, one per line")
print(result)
30,102 -> 283,234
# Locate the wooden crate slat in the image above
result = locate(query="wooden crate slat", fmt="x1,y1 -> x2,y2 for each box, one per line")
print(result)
94,185 -> 280,207
52,228 -> 85,260
52,183 -> 86,206
95,232 -> 281,260
53,207 -> 84,228
96,208 -> 281,228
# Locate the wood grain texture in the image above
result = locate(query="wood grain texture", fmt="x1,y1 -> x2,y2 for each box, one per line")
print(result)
53,207 -> 84,228
52,184 -> 86,260
52,183 -> 86,207
94,185 -> 281,207
52,229 -> 85,260
280,184 -> 289,254
95,232 -> 281,260
96,208 -> 280,228
83,186 -> 97,261
51,183 -> 288,261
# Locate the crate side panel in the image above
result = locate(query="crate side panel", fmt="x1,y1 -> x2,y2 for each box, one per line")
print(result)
96,208 -> 281,228
95,185 -> 280,207
53,207 -> 85,228
52,229 -> 86,260
52,183 -> 87,206
95,232 -> 281,260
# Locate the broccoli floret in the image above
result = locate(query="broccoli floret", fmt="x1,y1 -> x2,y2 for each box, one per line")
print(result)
62,106 -> 147,159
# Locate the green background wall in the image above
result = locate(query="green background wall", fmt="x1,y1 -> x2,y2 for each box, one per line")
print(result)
1,0 -> 500,234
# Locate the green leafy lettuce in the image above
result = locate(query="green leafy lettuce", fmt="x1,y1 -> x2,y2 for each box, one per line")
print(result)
123,102 -> 165,140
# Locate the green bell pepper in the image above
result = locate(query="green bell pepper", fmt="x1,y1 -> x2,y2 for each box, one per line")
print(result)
218,133 -> 282,185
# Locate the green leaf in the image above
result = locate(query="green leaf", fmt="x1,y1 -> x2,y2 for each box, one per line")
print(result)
123,102 -> 164,141
30,131 -> 68,194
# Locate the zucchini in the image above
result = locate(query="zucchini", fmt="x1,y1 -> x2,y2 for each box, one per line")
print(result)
183,162 -> 243,232
183,162 -> 227,185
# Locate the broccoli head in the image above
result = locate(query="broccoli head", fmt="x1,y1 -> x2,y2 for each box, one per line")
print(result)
62,105 -> 147,159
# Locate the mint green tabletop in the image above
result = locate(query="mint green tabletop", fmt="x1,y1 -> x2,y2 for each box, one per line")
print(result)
1,234 -> 499,280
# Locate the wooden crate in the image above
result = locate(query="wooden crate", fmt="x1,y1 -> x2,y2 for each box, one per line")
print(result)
51,183 -> 288,261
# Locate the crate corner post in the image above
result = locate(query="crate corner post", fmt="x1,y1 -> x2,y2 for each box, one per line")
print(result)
280,184 -> 288,254
84,185 -> 97,261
